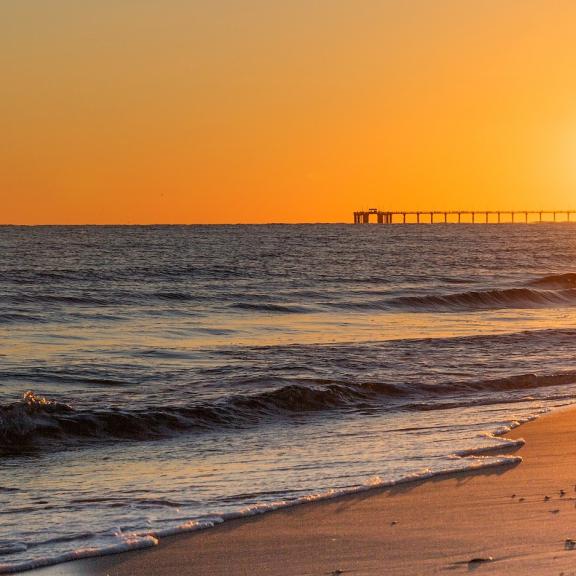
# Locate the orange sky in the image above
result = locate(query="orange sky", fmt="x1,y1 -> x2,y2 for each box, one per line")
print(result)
3,0 -> 576,224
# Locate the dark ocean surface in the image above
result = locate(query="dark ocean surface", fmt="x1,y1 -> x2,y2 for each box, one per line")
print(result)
2,224 -> 576,572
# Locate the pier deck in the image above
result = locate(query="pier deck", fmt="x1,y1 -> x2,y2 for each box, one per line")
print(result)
353,209 -> 576,224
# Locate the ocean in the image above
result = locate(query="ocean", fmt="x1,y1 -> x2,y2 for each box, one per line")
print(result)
2,223 -> 576,573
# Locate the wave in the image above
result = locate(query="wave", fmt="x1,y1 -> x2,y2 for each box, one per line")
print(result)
0,449 -> 522,574
0,313 -> 48,325
0,294 -> 113,306
0,532 -> 159,574
325,272 -> 576,313
230,302 -> 312,313
6,272 -> 576,320
389,287 -> 576,312
152,291 -> 197,302
528,273 -> 576,289
4,371 -> 576,454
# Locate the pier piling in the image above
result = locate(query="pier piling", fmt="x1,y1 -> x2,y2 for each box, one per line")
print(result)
353,209 -> 576,224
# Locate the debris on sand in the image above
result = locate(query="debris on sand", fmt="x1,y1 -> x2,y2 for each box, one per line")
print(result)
453,556 -> 495,568
468,557 -> 494,565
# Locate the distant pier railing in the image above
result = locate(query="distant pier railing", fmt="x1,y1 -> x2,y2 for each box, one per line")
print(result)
353,209 -> 576,224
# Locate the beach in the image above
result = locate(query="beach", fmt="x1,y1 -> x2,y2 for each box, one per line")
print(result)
28,404 -> 576,576
6,0 -> 576,572
4,225 -> 576,574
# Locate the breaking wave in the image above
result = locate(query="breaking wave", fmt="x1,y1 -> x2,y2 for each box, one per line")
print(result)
3,371 -> 576,454
319,273 -> 576,313
5,273 -> 576,322
389,287 -> 576,311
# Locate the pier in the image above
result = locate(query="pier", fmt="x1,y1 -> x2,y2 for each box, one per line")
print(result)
353,209 -> 576,224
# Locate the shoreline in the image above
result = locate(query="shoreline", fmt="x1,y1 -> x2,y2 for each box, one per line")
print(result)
28,403 -> 576,576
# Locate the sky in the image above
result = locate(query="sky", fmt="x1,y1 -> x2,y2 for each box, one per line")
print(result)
3,0 -> 576,224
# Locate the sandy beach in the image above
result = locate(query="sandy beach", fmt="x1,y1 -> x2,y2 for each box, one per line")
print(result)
8,0 -> 576,572
27,404 -> 576,576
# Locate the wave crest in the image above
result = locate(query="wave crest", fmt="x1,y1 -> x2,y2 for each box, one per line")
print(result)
389,287 -> 576,312
3,371 -> 576,455
528,273 -> 576,289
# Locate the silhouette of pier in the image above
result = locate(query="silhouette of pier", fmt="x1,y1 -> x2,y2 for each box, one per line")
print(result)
353,209 -> 576,224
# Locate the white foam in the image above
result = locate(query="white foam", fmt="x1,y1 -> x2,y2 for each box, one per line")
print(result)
0,534 -> 158,574
0,447 -> 524,575
0,405 -> 555,575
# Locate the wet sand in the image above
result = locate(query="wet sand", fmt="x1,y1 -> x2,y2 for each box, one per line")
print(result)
31,405 -> 576,576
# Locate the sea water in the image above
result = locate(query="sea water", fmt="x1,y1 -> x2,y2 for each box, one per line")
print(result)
2,224 -> 576,572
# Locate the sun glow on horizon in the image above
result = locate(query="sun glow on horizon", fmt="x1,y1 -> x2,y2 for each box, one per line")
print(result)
3,0 -> 576,224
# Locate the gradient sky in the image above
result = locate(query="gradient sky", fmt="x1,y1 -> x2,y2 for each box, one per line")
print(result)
3,0 -> 576,224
